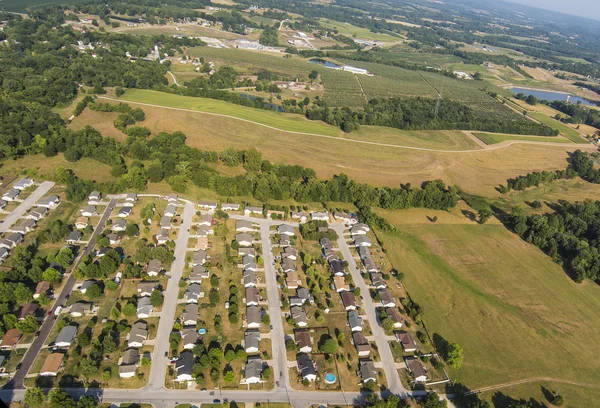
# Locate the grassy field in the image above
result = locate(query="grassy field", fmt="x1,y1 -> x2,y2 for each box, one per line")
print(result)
318,19 -> 401,42
377,217 -> 600,399
1,154 -> 114,183
528,112 -> 589,143
0,0 -> 82,12
472,132 -> 571,145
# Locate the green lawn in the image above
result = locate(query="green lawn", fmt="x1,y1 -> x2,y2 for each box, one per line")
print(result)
119,89 -> 340,136
318,19 -> 400,42
379,221 -> 600,394
528,112 -> 588,143
472,132 -> 571,145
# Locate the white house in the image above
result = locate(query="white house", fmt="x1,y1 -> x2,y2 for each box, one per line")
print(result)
14,178 -> 34,190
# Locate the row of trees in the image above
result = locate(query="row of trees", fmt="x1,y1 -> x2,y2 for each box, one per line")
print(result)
500,169 -> 577,193
547,100 -> 600,130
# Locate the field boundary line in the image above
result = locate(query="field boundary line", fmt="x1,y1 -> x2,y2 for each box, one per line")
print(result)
468,377 -> 600,395
98,96 -> 595,153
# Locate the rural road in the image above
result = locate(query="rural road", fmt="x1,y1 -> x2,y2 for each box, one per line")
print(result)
330,223 -> 407,396
147,200 -> 194,389
4,199 -> 117,389
0,181 -> 55,233
98,96 -> 596,154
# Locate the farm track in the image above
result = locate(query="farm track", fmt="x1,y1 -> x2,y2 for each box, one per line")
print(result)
98,96 -> 595,153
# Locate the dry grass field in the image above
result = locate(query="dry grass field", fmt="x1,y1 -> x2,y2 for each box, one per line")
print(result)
377,218 -> 600,406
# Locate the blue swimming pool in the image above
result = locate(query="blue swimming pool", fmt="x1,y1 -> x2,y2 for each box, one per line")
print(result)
324,373 -> 336,383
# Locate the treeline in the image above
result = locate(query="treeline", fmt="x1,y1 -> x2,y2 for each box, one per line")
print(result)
500,169 -> 576,193
574,81 -> 600,97
570,149 -> 600,183
506,200 -> 600,282
305,97 -> 557,135
547,101 -> 600,130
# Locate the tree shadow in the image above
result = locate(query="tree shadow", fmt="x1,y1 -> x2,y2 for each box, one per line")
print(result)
461,209 -> 476,221
431,333 -> 449,358
492,391 -> 547,408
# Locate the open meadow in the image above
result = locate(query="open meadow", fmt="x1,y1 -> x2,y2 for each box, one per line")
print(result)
376,213 -> 600,406
472,132 -> 572,145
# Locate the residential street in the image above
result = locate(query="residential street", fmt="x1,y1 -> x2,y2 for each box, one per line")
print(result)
329,223 -> 408,396
0,181 -> 55,233
147,200 -> 194,390
5,198 -> 117,389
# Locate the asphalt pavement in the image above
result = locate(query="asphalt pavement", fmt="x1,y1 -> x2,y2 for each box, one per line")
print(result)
0,181 -> 55,233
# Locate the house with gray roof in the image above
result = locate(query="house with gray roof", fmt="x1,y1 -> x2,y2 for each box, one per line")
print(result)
182,328 -> 199,349
87,191 -> 102,205
329,259 -> 345,276
164,203 -> 177,218
159,216 -> 172,229
136,297 -> 153,318
27,207 -> 48,221
359,359 -> 377,383
118,207 -> 132,218
147,259 -> 162,277
189,265 -> 208,283
236,220 -> 254,233
363,257 -> 378,273
222,203 -> 240,211
236,233 -> 253,247
14,178 -> 34,190
197,201 -> 217,210
127,322 -> 148,348
243,270 -> 257,288
379,289 -> 396,308
70,302 -> 93,317
119,348 -> 140,378
175,351 -> 194,382
347,310 -> 363,332
81,205 -> 96,217
297,353 -> 316,381
354,235 -> 372,247
290,306 -> 308,327
2,188 -> 19,202
154,228 -> 169,245
244,330 -> 260,354
243,356 -> 263,384
310,212 -> 328,221
124,193 -> 137,207
38,195 -> 59,209
11,219 -> 36,234
185,283 -> 201,304
182,304 -> 198,326
277,224 -> 295,236
282,246 -> 298,260
137,281 -> 158,297
167,194 -> 178,203
371,272 -> 386,289
246,305 -> 261,328
192,249 -> 206,266
55,325 -> 77,348
112,218 -> 127,232
244,206 -> 262,216
66,231 -> 82,245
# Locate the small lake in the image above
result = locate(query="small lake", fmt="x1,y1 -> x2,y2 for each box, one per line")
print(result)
509,87 -> 597,106
239,93 -> 283,112
308,58 -> 342,69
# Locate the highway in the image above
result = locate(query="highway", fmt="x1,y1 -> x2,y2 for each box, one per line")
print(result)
4,198 -> 117,389
0,181 -> 55,233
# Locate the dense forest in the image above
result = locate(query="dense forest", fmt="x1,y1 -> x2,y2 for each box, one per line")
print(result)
547,101 -> 600,130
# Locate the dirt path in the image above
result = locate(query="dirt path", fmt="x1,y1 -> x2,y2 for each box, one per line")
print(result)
98,96 -> 596,153
167,71 -> 179,86
355,75 -> 368,104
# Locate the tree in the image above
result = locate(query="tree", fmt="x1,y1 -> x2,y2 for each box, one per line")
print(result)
319,336 -> 338,354
78,332 -> 91,347
86,284 -> 102,300
80,357 -> 98,380
141,357 -> 151,367
42,267 -> 62,284
261,365 -> 272,380
103,334 -> 117,353
381,317 -> 394,333
477,208 -> 492,224
285,338 -> 297,351
147,164 -> 164,182
125,223 -> 140,237
122,302 -> 137,316
261,313 -> 270,325
150,290 -> 164,307
225,349 -> 236,362
16,315 -> 39,335
445,343 -> 464,369
308,70 -> 318,80
224,370 -> 235,383
48,388 -> 77,408
210,274 -> 219,288
243,148 -> 262,172
420,392 -> 447,408
77,396 -> 99,408
105,281 -> 118,292
24,386 -> 46,408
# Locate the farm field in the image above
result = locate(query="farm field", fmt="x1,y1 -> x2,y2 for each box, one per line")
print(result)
0,0 -> 83,12
472,132 -> 571,145
317,19 -> 401,42
528,112 -> 588,143
377,220 -> 600,400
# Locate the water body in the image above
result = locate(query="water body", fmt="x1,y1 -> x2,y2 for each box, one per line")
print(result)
308,58 -> 342,69
509,87 -> 597,106
239,93 -> 284,112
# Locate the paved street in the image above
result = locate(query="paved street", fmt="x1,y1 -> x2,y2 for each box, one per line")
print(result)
330,223 -> 407,396
4,198 -> 117,389
0,181 -> 55,233
147,200 -> 195,390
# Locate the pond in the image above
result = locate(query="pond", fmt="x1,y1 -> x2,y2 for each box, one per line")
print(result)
308,58 -> 342,69
509,87 -> 597,106
239,93 -> 284,112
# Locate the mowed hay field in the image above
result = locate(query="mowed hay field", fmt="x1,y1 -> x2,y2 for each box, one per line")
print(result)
377,216 -> 600,401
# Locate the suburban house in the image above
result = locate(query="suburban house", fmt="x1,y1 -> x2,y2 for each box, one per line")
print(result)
364,258 -> 379,274
196,236 -> 209,250
235,233 -> 253,247
0,329 -> 21,350
70,302 -> 93,317
347,310 -> 363,332
136,297 -> 153,318
118,207 -> 132,218
164,203 -> 177,217
244,330 -> 261,354
39,353 -> 64,377
246,305 -> 261,328
147,259 -> 163,276
236,220 -> 254,233
243,270 -> 257,288
2,188 -> 19,202
333,212 -> 354,223
182,304 -> 198,326
352,332 -> 371,357
185,283 -> 201,304
175,351 -> 194,382
359,359 -> 377,383
297,353 -> 317,381
277,224 -> 295,236
244,206 -> 263,217
33,281 -> 51,299
197,225 -> 212,238
395,331 -> 417,352
319,237 -> 333,249
310,212 -> 328,221
329,259 -> 345,276
282,246 -> 298,260
379,289 -> 396,308
405,356 -> 428,383
127,322 -> 148,348
371,272 -> 386,289
386,308 -> 403,329
79,279 -> 96,294
340,291 -> 358,311
189,265 -> 208,283
119,348 -> 140,378
282,258 -> 295,273
290,287 -> 314,306
111,218 -> 127,232
55,325 -> 77,348
154,228 -> 169,245
81,205 -> 96,217
267,209 -> 284,218
278,236 -> 291,247
197,201 -> 217,211
245,287 -> 259,306
358,246 -> 370,259
14,178 -> 34,190
334,276 -> 349,292
351,223 -> 370,235
294,330 -> 313,353
27,207 -> 48,221
290,306 -> 308,327
37,195 -> 60,209
354,235 -> 372,247
221,203 -> 240,211
75,217 -> 89,230
107,233 -> 121,245
239,248 -> 255,258
137,281 -> 157,297
18,303 -> 37,320
166,194 -> 178,204
242,356 -> 263,384
323,248 -> 337,262
0,200 -> 5,210
291,211 -> 307,223
87,191 -> 102,205
159,216 -> 172,229
182,328 -> 199,349
192,249 -> 207,266
0,232 -> 23,250
285,271 -> 300,289
242,255 -> 256,271
0,248 -> 7,264
198,213 -> 213,227
66,231 -> 82,245
124,193 -> 137,207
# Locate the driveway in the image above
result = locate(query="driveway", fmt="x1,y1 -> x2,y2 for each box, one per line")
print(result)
0,181 -> 55,233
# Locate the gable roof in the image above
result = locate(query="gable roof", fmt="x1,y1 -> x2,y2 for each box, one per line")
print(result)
148,259 -> 162,273
297,353 -> 316,376
245,356 -> 263,379
245,287 -> 259,304
294,330 -> 312,349
290,306 -> 307,323
246,305 -> 261,324
359,359 -> 377,381
340,291 -> 357,308
379,289 -> 395,305
122,348 -> 140,365
56,325 -> 77,345
182,328 -> 199,346
40,353 -> 64,374
386,308 -> 403,324
1,328 -> 21,348
347,310 -> 363,329
182,304 -> 198,324
245,330 -> 260,351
